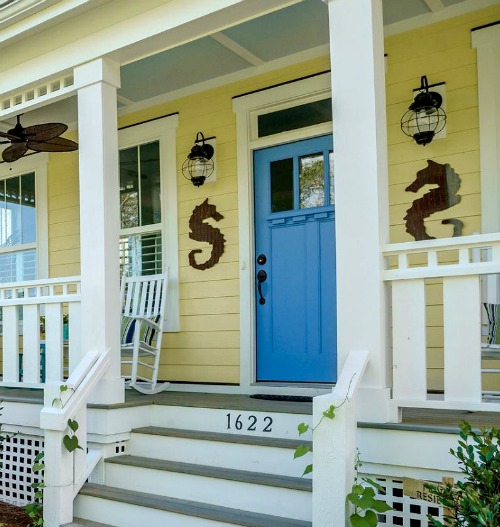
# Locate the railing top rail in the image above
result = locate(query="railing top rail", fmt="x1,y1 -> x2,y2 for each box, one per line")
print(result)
382,232 -> 500,256
0,276 -> 81,290
0,276 -> 81,305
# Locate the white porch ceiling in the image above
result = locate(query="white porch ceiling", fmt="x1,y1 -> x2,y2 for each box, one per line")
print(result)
0,0 -> 495,130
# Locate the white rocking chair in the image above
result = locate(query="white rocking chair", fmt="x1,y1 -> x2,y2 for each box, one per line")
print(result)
120,272 -> 170,394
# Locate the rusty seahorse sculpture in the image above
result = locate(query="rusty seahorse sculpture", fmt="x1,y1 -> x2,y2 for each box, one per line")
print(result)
188,198 -> 225,270
404,159 -> 463,240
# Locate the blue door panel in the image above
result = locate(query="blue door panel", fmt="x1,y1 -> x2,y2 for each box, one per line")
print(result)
254,135 -> 337,383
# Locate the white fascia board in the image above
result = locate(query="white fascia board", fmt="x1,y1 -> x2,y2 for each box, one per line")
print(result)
0,0 -> 301,98
0,0 -> 105,41
384,0 -> 500,37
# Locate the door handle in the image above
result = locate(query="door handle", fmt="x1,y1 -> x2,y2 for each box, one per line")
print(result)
257,270 -> 267,305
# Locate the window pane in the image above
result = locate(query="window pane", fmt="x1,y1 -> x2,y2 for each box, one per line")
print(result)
329,152 -> 335,205
120,147 -> 139,229
139,141 -> 161,226
258,98 -> 332,138
119,231 -> 162,276
5,175 -> 21,246
271,158 -> 294,212
21,172 -> 36,243
299,153 -> 324,209
0,249 -> 36,283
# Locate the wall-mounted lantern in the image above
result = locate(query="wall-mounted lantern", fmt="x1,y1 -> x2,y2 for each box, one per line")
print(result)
182,132 -> 215,187
400,75 -> 447,146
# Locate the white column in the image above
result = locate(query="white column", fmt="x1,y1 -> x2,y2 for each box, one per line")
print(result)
75,58 -> 124,403
324,0 -> 391,421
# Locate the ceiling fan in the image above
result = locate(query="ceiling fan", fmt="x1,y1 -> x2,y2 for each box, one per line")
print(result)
0,115 -> 78,163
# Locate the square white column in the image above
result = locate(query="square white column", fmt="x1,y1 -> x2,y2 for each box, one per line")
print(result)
324,0 -> 391,421
75,58 -> 124,403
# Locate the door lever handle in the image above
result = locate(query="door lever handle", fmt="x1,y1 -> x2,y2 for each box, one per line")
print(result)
257,270 -> 267,305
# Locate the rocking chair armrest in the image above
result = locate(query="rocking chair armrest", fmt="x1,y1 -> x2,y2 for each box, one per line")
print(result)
126,315 -> 162,331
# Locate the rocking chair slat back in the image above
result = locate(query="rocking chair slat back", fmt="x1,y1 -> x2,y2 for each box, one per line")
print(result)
120,271 -> 169,394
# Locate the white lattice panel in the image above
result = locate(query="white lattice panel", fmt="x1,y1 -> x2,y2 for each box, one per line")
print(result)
0,434 -> 44,506
363,475 -> 443,527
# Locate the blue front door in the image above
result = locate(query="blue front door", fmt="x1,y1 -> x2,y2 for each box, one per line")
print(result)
254,135 -> 337,383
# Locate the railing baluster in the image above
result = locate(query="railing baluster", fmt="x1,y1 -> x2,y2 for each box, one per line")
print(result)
3,306 -> 19,382
392,279 -> 427,400
443,275 -> 482,402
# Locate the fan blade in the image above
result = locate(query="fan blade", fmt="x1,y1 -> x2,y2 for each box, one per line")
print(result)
0,131 -> 19,141
27,137 -> 78,153
2,143 -> 28,163
23,123 -> 68,142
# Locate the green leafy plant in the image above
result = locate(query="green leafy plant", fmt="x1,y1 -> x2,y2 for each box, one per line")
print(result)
347,454 -> 392,527
294,398 -> 391,526
24,451 -> 45,526
293,404 -> 337,476
63,418 -> 83,453
426,421 -> 500,527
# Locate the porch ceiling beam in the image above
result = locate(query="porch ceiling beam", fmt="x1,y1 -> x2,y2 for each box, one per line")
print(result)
211,32 -> 265,66
423,0 -> 445,11
117,94 -> 135,106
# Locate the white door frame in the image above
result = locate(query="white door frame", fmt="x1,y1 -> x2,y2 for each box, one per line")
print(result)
233,71 -> 333,395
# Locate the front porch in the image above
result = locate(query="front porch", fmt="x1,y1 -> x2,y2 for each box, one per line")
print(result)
0,388 -> 497,526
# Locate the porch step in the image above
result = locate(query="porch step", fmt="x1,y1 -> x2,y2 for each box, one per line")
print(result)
104,454 -> 311,519
76,483 -> 312,527
73,399 -> 313,526
64,520 -> 118,527
127,426 -> 311,477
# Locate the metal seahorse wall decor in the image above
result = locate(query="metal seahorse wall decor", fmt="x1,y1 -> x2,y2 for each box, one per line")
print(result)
404,159 -> 463,241
188,198 -> 226,270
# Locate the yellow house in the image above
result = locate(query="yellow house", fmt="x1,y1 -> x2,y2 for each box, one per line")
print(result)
0,1 -> 500,525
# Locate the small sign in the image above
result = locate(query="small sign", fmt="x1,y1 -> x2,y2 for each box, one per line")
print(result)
403,477 -> 441,504
403,477 -> 455,518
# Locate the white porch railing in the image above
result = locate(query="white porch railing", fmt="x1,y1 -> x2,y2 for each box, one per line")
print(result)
40,348 -> 111,527
313,349 -> 369,527
383,233 -> 500,411
0,277 -> 81,387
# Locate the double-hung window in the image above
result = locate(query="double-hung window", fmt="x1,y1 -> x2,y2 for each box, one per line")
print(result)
118,115 -> 179,331
0,155 -> 48,283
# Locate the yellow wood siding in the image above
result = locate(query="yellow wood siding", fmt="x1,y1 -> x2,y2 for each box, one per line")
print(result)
386,4 -> 500,390
47,133 -> 80,279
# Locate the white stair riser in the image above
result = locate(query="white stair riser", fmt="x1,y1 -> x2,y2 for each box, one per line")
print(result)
104,463 -> 311,521
152,405 -> 312,440
74,495 -> 233,527
127,433 -> 310,478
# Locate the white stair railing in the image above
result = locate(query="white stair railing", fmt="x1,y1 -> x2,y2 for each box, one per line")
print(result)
313,349 -> 369,527
383,233 -> 500,410
0,276 -> 81,387
40,348 -> 111,527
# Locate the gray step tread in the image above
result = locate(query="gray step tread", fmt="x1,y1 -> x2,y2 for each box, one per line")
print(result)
64,519 -> 117,527
79,483 -> 312,527
131,426 -> 311,449
106,454 -> 312,491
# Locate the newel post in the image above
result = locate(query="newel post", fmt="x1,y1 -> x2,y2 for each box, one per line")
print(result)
74,58 -> 124,403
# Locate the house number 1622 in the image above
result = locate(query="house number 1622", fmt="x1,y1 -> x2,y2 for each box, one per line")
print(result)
226,413 -> 273,433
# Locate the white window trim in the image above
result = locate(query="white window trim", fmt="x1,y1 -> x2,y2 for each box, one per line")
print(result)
118,114 -> 180,332
0,152 -> 48,280
232,72 -> 332,392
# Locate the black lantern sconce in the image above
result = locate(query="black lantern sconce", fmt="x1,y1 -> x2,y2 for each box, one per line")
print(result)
182,132 -> 215,187
400,75 -> 447,146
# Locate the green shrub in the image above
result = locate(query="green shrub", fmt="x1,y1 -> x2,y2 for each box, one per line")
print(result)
426,422 -> 500,527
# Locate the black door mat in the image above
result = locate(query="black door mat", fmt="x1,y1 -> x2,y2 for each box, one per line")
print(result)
250,394 -> 313,402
